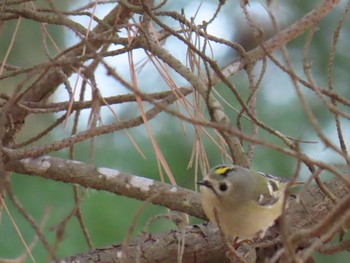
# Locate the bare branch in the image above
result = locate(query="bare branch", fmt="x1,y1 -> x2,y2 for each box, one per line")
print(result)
57,177 -> 349,263
5,156 -> 205,220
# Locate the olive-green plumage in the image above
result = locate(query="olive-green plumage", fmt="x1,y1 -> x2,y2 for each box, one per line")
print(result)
198,165 -> 297,239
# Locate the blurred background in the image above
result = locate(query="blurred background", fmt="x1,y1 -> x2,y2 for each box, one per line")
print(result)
1,0 -> 349,262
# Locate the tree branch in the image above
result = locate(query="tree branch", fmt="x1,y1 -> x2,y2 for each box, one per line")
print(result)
5,155 -> 350,262
49,175 -> 347,263
220,0 -> 341,78
5,155 -> 205,220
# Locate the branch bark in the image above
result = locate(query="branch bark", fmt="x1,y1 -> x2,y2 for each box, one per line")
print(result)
3,1 -> 142,144
59,177 -> 349,263
5,156 -> 350,262
5,156 -> 205,219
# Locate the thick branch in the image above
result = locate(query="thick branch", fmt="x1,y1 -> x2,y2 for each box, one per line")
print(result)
58,224 -> 229,263
4,2 -> 139,144
54,177 -> 348,263
5,156 -> 350,262
5,156 -> 205,219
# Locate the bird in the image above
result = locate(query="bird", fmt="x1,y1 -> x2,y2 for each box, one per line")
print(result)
197,164 -> 301,239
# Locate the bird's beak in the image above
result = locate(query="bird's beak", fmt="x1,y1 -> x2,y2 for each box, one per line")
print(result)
197,180 -> 212,188
197,180 -> 218,197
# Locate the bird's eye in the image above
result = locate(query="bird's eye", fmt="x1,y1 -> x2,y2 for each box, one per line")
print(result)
219,183 -> 228,192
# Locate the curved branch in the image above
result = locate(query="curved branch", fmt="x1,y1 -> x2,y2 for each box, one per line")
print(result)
4,2 -> 139,144
5,155 -> 205,220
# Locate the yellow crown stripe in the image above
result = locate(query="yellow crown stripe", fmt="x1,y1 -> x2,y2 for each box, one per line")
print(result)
214,166 -> 234,175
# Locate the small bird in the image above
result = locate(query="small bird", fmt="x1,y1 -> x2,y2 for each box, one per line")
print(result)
197,164 -> 300,239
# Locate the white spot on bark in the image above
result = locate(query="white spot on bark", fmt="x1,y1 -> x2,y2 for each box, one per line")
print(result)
66,159 -> 83,165
40,160 -> 51,171
98,167 -> 120,179
129,176 -> 154,192
21,157 -> 51,173
20,158 -> 31,165
170,186 -> 177,192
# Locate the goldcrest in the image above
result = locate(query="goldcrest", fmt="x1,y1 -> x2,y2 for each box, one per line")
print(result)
198,164 -> 299,239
